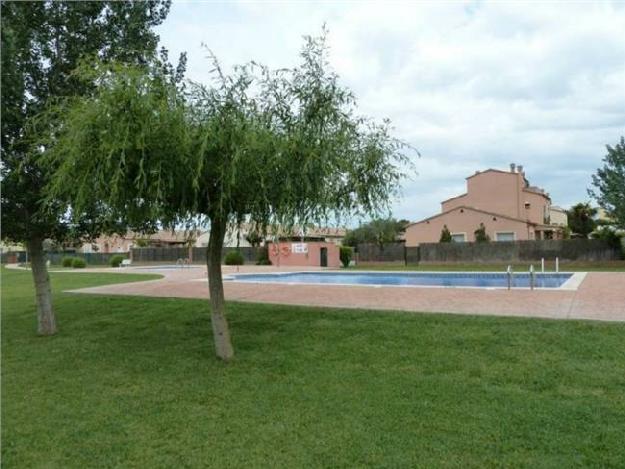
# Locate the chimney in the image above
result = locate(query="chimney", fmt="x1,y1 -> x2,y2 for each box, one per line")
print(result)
517,165 -> 524,174
510,163 -> 516,173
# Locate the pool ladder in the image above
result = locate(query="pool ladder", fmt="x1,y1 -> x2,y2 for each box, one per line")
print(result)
507,265 -> 536,290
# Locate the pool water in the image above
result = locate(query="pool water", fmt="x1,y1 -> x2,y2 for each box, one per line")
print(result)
226,271 -> 574,289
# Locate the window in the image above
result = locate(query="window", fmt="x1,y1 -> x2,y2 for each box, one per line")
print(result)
495,232 -> 516,242
451,233 -> 466,243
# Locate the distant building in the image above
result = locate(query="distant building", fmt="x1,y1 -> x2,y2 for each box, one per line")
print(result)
79,230 -> 199,253
195,224 -> 346,248
0,240 -> 25,253
77,224 -> 345,253
549,206 -> 568,227
405,164 -> 566,246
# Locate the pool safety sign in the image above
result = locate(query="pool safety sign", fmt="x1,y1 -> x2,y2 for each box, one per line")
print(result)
291,243 -> 308,254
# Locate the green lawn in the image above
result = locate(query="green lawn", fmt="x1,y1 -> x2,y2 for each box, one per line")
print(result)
3,267 -> 625,468
351,261 -> 625,272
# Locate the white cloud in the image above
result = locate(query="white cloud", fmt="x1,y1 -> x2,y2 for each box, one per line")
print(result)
157,0 -> 625,222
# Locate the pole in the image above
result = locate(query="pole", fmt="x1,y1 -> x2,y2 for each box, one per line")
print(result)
529,264 -> 535,290
541,257 -> 545,273
507,265 -> 512,290
555,257 -> 559,273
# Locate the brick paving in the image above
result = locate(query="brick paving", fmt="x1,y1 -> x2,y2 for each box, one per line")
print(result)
67,265 -> 625,322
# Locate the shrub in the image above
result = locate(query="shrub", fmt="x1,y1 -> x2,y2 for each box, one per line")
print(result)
61,256 -> 73,267
110,255 -> 125,268
591,227 -> 624,252
439,225 -> 452,243
71,257 -> 86,268
224,250 -> 244,265
255,248 -> 271,265
340,246 -> 353,268
562,225 -> 572,239
474,223 -> 490,243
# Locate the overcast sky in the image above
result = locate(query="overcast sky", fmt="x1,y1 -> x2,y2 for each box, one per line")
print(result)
157,0 -> 625,222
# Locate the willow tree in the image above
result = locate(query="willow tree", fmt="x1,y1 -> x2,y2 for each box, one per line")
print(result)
45,34 -> 410,360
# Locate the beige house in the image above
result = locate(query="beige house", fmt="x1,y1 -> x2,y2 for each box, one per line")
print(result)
0,240 -> 25,253
80,230 -> 199,253
405,164 -> 566,246
195,224 -> 346,248
549,206 -> 568,227
79,225 -> 344,253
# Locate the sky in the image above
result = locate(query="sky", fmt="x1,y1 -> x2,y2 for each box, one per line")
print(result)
156,0 -> 625,223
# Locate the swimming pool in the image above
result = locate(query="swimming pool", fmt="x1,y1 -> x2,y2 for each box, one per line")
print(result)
226,271 -> 579,289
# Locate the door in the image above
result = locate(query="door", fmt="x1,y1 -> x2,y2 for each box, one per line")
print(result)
320,247 -> 328,267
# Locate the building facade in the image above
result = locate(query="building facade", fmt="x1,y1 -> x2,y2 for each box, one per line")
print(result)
195,224 -> 345,248
79,230 -> 199,253
405,164 -> 566,246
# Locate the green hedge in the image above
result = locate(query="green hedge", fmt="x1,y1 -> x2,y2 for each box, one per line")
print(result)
340,246 -> 353,268
224,250 -> 244,266
109,255 -> 125,268
255,248 -> 271,265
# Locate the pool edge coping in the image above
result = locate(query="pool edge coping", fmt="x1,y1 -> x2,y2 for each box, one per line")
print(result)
206,270 -> 587,291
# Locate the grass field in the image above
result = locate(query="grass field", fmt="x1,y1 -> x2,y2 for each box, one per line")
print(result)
351,261 -> 625,272
3,267 -> 625,468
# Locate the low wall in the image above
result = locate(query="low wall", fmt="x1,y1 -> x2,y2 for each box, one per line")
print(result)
356,243 -> 406,264
2,251 -> 127,266
131,247 -> 189,264
191,247 -> 263,264
131,247 -> 263,264
355,239 -> 621,264
46,252 -> 129,265
419,239 -> 620,263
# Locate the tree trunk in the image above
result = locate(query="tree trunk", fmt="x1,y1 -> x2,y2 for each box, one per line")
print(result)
206,216 -> 234,361
27,238 -> 57,336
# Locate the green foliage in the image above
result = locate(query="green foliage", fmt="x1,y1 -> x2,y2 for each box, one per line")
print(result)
61,257 -> 73,267
245,231 -> 264,248
71,257 -> 86,268
43,31 -> 412,358
109,255 -> 125,268
0,0 -> 175,245
562,225 -> 572,240
134,239 -> 149,248
255,248 -> 272,265
474,223 -> 490,243
439,225 -> 452,243
591,227 -> 624,253
344,218 -> 409,249
590,136 -> 625,229
567,203 -> 597,238
224,250 -> 245,266
45,32 -> 410,239
340,246 -> 353,268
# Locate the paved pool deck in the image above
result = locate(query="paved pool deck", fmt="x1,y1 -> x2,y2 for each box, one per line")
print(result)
64,265 -> 625,322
